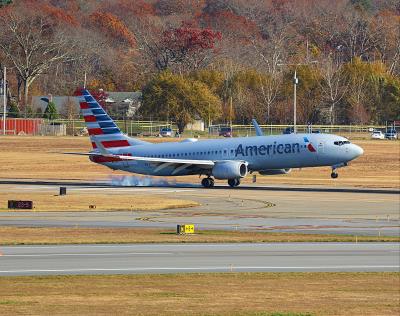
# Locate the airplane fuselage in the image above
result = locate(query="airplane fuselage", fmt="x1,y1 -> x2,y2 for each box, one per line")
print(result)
92,133 -> 363,177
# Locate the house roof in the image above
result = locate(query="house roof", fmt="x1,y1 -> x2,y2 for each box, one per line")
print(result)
32,91 -> 142,112
106,92 -> 142,103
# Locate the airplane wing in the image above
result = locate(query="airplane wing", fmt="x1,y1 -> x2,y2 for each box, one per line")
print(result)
63,151 -> 215,170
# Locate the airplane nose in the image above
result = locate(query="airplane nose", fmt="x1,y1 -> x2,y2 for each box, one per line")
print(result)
353,144 -> 364,158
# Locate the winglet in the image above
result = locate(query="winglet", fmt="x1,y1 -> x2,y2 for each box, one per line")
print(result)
252,119 -> 264,136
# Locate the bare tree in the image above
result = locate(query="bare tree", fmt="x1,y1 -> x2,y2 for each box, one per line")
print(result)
251,32 -> 287,123
0,6 -> 75,106
318,55 -> 350,124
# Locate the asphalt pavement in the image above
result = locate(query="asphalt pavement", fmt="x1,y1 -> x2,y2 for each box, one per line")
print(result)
0,243 -> 399,276
1,182 -> 399,236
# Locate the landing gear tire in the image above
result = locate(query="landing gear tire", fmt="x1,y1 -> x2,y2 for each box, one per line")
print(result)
331,172 -> 338,179
201,177 -> 214,188
228,178 -> 240,188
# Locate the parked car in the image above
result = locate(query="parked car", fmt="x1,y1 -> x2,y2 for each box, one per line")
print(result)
159,127 -> 172,137
385,129 -> 398,140
282,127 -> 294,134
219,126 -> 232,137
371,130 -> 385,140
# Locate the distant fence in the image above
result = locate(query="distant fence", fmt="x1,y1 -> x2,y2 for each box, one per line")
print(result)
0,117 -> 394,137
54,119 -> 174,136
0,118 -> 174,136
210,124 -> 389,137
0,118 -> 43,135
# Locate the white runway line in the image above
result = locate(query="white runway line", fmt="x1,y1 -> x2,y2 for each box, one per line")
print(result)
0,265 -> 398,274
2,252 -> 173,257
2,242 -> 398,249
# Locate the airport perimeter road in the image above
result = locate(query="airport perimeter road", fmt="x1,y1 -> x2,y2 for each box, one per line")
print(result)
0,243 -> 399,276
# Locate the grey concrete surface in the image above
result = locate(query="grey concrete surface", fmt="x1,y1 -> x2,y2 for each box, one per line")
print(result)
1,182 -> 399,236
0,243 -> 398,276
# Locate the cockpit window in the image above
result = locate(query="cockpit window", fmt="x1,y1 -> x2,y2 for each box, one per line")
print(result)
334,140 -> 351,146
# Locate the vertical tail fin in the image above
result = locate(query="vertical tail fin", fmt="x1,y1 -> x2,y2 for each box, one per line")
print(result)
76,88 -> 149,149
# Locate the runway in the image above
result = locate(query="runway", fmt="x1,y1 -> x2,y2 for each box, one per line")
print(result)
0,243 -> 398,276
1,181 -> 399,236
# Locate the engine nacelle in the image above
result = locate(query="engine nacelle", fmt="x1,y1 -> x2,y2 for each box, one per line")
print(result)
212,161 -> 248,179
259,168 -> 291,175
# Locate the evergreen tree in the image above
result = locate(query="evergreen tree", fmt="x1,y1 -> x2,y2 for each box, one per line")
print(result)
43,101 -> 59,120
0,0 -> 12,8
8,101 -> 20,118
24,106 -> 34,118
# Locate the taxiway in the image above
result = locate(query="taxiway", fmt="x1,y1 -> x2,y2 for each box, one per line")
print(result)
0,181 -> 399,236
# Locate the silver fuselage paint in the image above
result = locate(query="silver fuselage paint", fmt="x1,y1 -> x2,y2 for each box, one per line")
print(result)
94,133 -> 363,176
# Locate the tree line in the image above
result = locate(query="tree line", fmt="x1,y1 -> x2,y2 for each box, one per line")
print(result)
0,0 -> 399,129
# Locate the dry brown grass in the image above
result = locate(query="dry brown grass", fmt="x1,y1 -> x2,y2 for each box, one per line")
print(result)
0,136 -> 398,188
0,227 -> 398,245
0,272 -> 398,315
0,191 -> 198,212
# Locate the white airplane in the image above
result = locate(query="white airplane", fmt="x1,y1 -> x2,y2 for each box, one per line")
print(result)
69,89 -> 364,188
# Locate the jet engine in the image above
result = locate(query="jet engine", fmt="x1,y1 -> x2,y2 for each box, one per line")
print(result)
212,161 -> 248,179
259,168 -> 291,175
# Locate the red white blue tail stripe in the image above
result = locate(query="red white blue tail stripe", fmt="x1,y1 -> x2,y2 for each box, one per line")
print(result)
77,89 -> 131,149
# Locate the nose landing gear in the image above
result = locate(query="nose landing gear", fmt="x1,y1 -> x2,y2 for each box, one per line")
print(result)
201,177 -> 215,188
330,162 -> 347,179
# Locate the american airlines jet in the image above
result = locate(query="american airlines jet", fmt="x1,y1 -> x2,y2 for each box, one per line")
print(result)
70,89 -> 364,188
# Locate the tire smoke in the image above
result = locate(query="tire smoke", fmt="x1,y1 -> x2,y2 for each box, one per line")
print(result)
109,175 -> 198,187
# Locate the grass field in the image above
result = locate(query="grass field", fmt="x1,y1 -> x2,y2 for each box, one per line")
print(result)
0,192 -> 198,212
0,272 -> 398,315
0,227 -> 398,245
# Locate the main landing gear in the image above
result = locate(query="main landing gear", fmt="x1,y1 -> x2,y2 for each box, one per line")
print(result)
201,177 -> 241,188
228,178 -> 241,188
201,177 -> 214,188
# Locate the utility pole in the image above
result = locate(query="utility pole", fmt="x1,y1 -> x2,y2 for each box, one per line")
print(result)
2,66 -> 6,135
278,61 -> 317,134
208,102 -> 211,127
83,71 -> 87,89
229,95 -> 233,126
293,69 -> 298,134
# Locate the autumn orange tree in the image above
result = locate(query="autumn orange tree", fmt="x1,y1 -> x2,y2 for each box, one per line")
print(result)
89,11 -> 136,48
141,24 -> 222,72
